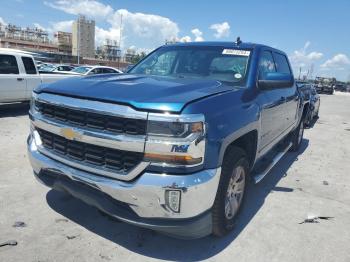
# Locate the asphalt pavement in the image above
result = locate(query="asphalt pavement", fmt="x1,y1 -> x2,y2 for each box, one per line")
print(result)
0,93 -> 349,262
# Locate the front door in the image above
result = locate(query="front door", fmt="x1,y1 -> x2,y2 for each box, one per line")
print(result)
0,55 -> 26,102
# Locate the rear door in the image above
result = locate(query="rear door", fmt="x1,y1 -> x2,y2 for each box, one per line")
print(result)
273,52 -> 298,131
259,50 -> 287,150
0,54 -> 26,102
21,56 -> 41,100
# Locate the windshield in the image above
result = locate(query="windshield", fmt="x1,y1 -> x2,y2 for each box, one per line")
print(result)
40,64 -> 55,71
129,46 -> 251,85
71,66 -> 92,74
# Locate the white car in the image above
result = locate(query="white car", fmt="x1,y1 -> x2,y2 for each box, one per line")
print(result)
39,64 -> 75,73
68,65 -> 123,75
0,49 -> 76,103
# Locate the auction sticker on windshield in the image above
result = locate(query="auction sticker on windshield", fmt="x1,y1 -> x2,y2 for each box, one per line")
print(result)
222,49 -> 251,56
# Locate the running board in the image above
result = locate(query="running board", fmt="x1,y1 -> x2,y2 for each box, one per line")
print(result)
253,142 -> 292,184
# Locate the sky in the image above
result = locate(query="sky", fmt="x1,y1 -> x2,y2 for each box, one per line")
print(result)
1,0 -> 350,81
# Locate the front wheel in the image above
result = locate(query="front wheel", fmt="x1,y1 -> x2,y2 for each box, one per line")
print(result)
212,146 -> 249,237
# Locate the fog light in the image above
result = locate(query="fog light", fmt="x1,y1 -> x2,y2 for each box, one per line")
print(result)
165,190 -> 181,213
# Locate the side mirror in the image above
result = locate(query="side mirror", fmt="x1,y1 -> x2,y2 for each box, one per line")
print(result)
258,72 -> 294,89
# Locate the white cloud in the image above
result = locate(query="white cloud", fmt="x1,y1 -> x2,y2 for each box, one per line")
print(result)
109,9 -> 179,48
320,54 -> 350,70
191,28 -> 204,42
44,0 -> 113,19
33,20 -> 74,34
289,41 -> 323,69
45,1 -> 180,50
0,17 -> 7,25
51,20 -> 74,32
210,22 -> 230,38
95,26 -> 120,46
179,36 -> 192,42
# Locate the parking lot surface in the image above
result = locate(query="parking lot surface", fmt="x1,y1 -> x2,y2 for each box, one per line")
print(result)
0,93 -> 350,262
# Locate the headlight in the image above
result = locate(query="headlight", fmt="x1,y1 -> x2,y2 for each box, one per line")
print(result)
145,113 -> 206,168
147,121 -> 203,138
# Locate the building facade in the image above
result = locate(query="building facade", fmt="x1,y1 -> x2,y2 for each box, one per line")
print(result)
55,31 -> 72,55
0,23 -> 58,53
72,16 -> 95,58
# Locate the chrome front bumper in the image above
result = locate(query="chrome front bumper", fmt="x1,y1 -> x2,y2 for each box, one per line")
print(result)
28,134 -> 221,221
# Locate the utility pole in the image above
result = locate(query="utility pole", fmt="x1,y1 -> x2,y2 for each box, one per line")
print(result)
77,16 -> 80,64
118,13 -> 123,69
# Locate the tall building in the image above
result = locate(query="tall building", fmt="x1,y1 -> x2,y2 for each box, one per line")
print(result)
55,31 -> 72,55
72,15 -> 95,58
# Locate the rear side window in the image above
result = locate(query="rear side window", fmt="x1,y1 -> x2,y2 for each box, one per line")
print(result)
273,53 -> 291,74
103,68 -> 118,74
0,55 -> 19,74
21,57 -> 37,74
258,51 -> 276,79
90,68 -> 103,74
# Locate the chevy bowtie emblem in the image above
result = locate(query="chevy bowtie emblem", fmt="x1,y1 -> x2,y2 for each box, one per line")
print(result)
61,128 -> 79,140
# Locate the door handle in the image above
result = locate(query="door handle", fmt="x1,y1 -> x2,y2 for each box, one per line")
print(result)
17,78 -> 24,81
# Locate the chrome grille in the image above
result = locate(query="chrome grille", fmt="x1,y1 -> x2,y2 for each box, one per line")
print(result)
35,101 -> 147,135
37,128 -> 144,172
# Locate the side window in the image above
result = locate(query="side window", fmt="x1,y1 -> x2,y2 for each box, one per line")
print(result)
21,57 -> 37,74
0,55 -> 19,74
103,68 -> 118,74
90,68 -> 100,74
258,51 -> 275,80
273,53 -> 291,74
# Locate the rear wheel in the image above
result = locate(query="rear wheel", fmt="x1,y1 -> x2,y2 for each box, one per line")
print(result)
290,119 -> 304,151
305,110 -> 312,127
212,146 -> 249,237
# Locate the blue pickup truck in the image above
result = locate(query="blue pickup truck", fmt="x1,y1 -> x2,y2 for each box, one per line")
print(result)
28,41 -> 308,239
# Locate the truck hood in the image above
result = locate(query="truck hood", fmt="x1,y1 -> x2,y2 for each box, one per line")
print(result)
37,74 -> 234,112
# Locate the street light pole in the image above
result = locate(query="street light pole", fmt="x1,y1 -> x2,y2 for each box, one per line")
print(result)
77,16 -> 80,64
118,14 -> 123,69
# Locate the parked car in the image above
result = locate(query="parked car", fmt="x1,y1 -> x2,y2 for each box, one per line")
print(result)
335,82 -> 346,92
28,41 -> 309,239
305,85 -> 320,126
0,49 -> 77,103
67,65 -> 123,75
36,63 -> 53,71
39,64 -> 75,74
314,76 -> 336,94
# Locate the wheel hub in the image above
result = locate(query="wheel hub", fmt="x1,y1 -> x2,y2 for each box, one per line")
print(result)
225,166 -> 245,220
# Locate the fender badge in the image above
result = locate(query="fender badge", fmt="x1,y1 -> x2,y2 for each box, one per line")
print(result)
171,145 -> 190,153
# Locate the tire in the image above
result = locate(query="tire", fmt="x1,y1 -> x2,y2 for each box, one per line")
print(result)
212,146 -> 249,237
305,110 -> 312,127
290,118 -> 304,152
314,101 -> 320,118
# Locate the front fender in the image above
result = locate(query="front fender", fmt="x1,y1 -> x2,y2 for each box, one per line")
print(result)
182,89 -> 260,169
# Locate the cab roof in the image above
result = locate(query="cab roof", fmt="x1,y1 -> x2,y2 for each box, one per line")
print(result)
163,41 -> 287,56
164,41 -> 259,49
